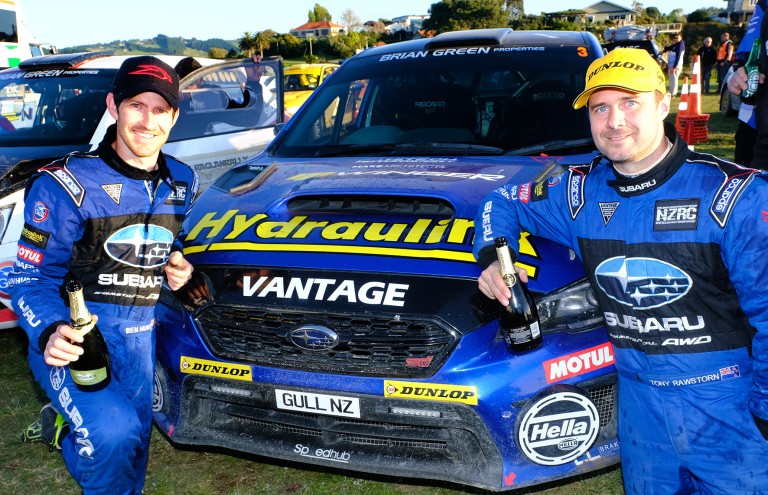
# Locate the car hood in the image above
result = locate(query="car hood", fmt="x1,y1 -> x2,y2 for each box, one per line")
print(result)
181,154 -> 592,293
283,90 -> 313,110
0,144 -> 92,193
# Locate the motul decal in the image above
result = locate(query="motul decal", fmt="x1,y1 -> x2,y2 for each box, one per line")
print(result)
542,342 -> 614,384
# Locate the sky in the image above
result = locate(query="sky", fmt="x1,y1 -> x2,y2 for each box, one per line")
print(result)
24,0 -> 717,48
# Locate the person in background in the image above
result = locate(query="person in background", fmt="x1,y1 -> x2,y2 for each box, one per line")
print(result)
717,31 -> 734,92
474,47 -> 768,494
696,36 -> 717,94
12,56 -> 198,495
727,0 -> 768,169
661,32 -> 685,96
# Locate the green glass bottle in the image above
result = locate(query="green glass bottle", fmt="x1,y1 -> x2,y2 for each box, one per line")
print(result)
741,38 -> 762,104
66,280 -> 111,392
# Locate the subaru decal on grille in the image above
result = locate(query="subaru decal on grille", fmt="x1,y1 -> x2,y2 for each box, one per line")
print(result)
289,325 -> 339,351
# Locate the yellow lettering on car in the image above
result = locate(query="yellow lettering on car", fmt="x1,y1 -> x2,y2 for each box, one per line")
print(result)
179,356 -> 252,381
183,211 -> 541,276
384,380 -> 478,406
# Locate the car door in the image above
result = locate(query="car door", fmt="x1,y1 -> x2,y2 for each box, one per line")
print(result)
165,57 -> 284,192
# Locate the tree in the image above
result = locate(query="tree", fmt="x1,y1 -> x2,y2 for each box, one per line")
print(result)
208,47 -> 229,59
645,7 -> 661,19
238,31 -> 257,57
340,8 -> 362,32
253,30 -> 277,58
423,0 -> 509,34
308,3 -> 332,22
505,0 -> 524,20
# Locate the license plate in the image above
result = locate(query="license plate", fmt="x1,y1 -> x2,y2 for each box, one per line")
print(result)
275,389 -> 361,418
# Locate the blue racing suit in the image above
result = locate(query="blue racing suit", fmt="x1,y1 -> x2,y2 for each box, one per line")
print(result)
9,125 -> 198,495
474,124 -> 768,494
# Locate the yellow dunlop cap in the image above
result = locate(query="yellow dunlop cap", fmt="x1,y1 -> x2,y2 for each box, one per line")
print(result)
572,48 -> 667,109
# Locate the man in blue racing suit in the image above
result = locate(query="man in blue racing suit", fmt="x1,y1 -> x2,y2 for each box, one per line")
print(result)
10,56 -> 198,495
474,48 -> 768,494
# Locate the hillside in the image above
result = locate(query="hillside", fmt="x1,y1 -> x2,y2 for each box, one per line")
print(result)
59,34 -> 239,57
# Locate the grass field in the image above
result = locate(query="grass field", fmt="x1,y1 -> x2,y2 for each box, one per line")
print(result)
0,93 -> 736,495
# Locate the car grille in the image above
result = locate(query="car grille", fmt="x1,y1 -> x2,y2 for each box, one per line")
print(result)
196,305 -> 458,378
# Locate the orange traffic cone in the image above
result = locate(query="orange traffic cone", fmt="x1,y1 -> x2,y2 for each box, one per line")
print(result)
678,55 -> 710,147
675,77 -> 689,135
688,55 -> 702,116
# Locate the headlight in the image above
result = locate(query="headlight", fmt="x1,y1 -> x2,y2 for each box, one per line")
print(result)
536,278 -> 602,332
0,204 -> 14,243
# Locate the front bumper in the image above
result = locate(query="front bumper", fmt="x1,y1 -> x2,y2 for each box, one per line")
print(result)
154,369 -> 618,492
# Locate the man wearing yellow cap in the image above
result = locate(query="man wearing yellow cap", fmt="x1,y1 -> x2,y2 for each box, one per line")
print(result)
473,48 -> 768,494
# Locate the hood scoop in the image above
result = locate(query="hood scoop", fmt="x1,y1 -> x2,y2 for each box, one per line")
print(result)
287,195 -> 455,216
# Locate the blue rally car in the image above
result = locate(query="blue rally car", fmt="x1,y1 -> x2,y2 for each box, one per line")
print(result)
153,28 -> 621,491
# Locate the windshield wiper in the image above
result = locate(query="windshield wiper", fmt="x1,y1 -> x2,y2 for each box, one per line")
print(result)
396,142 -> 504,155
504,138 -> 595,156
312,143 -> 399,157
313,142 -> 504,157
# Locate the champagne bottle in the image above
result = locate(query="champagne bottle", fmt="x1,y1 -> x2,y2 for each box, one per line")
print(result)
494,237 -> 542,352
66,280 -> 111,392
741,38 -> 762,104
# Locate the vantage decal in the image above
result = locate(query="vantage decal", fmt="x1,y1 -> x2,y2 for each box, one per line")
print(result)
384,380 -> 478,405
243,276 -> 409,307
183,210 -> 542,277
179,356 -> 252,381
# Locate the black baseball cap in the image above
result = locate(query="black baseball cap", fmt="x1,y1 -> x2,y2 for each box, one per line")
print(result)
112,56 -> 180,110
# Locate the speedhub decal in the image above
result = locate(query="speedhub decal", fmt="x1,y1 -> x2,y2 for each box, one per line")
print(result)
179,356 -> 252,381
516,386 -> 600,466
384,380 -> 478,405
104,224 -> 174,268
594,256 -> 692,309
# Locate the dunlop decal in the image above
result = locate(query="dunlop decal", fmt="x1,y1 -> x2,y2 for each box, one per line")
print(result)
179,356 -> 252,381
384,380 -> 478,405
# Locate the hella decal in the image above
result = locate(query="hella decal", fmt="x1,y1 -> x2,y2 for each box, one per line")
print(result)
243,276 -> 409,307
384,380 -> 478,405
289,325 -> 339,351
595,256 -> 692,309
104,224 -> 173,268
543,343 -> 615,384
179,356 -> 252,381
516,386 -> 600,466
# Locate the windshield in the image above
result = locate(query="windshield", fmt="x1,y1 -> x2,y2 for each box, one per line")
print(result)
272,45 -> 595,158
0,67 -> 113,146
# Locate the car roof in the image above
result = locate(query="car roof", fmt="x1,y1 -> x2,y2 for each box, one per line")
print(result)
13,51 -> 223,71
356,28 -> 600,59
285,63 -> 339,72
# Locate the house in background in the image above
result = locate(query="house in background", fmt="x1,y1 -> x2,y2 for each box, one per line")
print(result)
386,15 -> 429,35
290,21 -> 346,39
583,1 -> 637,25
723,0 -> 756,25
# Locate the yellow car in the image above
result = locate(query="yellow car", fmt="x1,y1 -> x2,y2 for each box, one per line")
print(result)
283,63 -> 339,118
